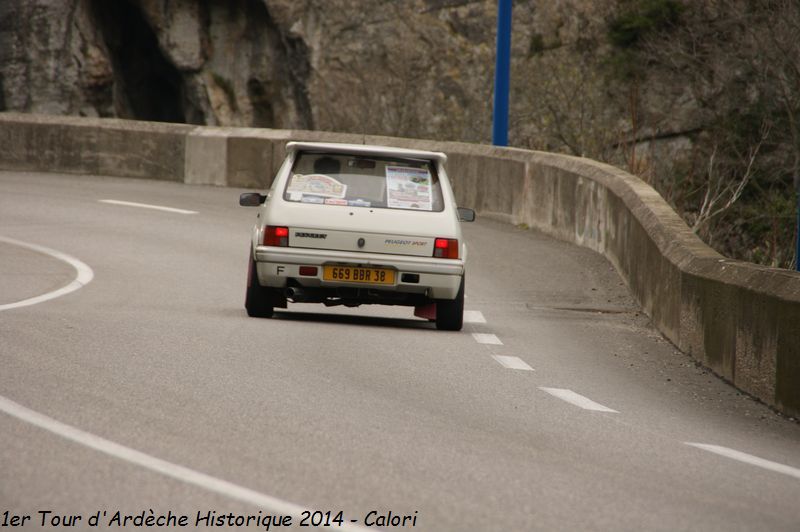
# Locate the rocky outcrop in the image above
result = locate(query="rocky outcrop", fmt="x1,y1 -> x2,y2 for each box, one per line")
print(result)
0,0 -> 112,117
2,0 -> 646,145
0,0 -> 718,147
0,1 -> 735,150
1,0 -> 539,141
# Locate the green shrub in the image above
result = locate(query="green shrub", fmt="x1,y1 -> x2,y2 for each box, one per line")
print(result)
608,0 -> 683,48
529,33 -> 545,56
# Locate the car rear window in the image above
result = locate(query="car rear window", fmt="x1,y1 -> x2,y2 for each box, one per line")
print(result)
283,152 -> 444,212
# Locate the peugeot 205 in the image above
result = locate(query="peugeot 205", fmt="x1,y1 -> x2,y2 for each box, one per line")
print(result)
239,142 -> 475,330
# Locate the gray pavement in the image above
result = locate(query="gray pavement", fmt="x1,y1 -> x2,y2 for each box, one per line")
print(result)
0,242 -> 75,304
1,170 -> 799,531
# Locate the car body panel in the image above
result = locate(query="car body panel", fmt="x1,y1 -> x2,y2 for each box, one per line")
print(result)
288,227 -> 436,256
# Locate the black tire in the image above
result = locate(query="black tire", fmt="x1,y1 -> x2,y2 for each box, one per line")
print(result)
245,253 -> 274,318
435,276 -> 464,331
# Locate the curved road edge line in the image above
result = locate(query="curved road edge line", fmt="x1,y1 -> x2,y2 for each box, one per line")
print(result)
0,395 -> 368,531
0,235 -> 94,311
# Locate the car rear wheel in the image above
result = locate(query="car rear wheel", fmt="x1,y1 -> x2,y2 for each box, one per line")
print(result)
435,276 -> 464,331
245,253 -> 274,318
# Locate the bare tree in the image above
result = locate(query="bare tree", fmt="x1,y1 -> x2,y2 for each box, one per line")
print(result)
512,46 -> 623,162
632,0 -> 798,267
692,121 -> 769,235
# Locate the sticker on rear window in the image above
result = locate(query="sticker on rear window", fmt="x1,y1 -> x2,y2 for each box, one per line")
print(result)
386,166 -> 433,211
324,198 -> 348,206
287,173 -> 347,198
300,195 -> 325,204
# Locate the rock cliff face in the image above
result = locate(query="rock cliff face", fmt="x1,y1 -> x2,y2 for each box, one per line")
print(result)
0,0 -> 709,146
0,0 -> 315,128
0,1 -> 110,116
0,0 -> 634,145
1,0 -> 548,143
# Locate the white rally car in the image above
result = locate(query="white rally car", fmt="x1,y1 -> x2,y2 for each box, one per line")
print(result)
239,142 -> 474,330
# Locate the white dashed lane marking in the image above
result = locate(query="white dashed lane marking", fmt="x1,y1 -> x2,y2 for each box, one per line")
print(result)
99,199 -> 198,214
0,395 -> 368,531
685,443 -> 800,480
472,333 -> 503,345
463,310 -> 486,323
539,387 -> 619,413
491,355 -> 534,371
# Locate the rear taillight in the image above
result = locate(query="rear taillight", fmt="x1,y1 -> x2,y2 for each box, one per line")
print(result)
264,226 -> 289,246
299,266 -> 318,276
433,238 -> 459,259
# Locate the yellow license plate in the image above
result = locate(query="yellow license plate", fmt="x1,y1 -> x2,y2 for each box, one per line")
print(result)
323,265 -> 395,285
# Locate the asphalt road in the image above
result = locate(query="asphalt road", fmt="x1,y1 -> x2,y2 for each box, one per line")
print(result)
1,170 -> 799,531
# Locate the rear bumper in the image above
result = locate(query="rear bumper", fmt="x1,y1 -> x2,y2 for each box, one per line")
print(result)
254,246 -> 464,299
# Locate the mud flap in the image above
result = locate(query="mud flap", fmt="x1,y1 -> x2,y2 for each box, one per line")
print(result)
414,302 -> 437,320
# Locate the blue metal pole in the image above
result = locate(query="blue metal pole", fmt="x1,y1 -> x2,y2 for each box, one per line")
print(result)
492,0 -> 513,146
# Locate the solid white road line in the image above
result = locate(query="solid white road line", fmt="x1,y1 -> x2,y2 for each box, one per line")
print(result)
0,395 -> 368,531
0,236 -> 94,312
463,310 -> 487,323
539,387 -> 619,413
685,443 -> 800,481
472,333 -> 503,345
491,355 -> 534,371
99,199 -> 198,214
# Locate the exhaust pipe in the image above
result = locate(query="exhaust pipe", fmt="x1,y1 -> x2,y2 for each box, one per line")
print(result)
285,286 -> 305,301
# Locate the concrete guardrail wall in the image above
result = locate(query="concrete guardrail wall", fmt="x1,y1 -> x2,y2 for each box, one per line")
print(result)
1,112 -> 798,418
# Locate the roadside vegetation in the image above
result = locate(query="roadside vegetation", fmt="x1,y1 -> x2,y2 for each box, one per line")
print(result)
513,0 -> 799,269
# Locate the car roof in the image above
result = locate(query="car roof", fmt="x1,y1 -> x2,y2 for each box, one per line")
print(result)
286,142 -> 447,163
